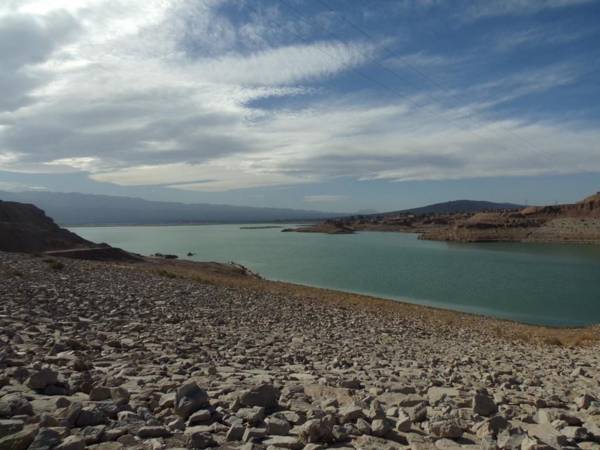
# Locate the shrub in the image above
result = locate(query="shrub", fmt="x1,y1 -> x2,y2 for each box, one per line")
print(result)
157,269 -> 178,279
542,336 -> 563,346
44,259 -> 65,271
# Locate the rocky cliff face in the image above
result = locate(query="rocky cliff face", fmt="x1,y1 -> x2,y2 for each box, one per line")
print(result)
0,200 -> 93,252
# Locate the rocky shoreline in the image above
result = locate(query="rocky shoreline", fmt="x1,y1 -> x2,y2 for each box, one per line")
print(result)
1,251 -> 600,450
284,193 -> 600,244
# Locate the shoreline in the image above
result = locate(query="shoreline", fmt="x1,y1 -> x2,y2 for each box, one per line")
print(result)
2,250 -> 600,449
138,256 -> 600,347
65,221 -> 317,228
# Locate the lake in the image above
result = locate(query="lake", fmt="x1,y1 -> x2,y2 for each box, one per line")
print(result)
71,225 -> 600,326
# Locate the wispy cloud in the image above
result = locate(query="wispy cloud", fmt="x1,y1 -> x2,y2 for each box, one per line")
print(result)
493,25 -> 595,52
465,0 -> 595,20
197,40 -> 375,86
385,51 -> 460,69
0,180 -> 47,191
0,0 -> 598,195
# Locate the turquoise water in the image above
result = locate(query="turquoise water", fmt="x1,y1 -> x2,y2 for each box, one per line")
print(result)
71,225 -> 600,326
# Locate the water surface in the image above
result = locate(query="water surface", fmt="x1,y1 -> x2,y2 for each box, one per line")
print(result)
71,225 -> 600,326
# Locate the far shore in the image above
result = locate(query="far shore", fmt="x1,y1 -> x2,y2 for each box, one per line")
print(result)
65,221 -> 318,228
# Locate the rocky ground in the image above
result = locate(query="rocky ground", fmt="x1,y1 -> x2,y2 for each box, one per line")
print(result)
1,251 -> 600,450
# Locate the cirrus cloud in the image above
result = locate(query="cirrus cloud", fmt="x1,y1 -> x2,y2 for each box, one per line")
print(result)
0,0 -> 599,196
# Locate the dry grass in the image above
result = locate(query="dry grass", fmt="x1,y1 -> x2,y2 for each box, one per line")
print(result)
43,258 -> 65,271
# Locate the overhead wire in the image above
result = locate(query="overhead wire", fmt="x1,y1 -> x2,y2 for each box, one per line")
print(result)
278,0 -> 552,157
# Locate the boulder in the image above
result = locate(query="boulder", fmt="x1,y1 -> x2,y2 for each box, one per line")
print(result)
188,409 -> 213,426
356,418 -> 372,435
473,391 -> 498,417
242,427 -> 267,442
474,415 -> 508,439
524,423 -> 569,449
371,418 -> 391,437
428,387 -> 460,405
75,406 -> 107,427
136,426 -> 171,439
26,369 -> 58,391
262,435 -> 302,449
28,428 -> 61,450
81,425 -> 106,445
396,410 -> 412,432
428,419 -> 464,439
54,435 -> 86,450
265,416 -> 290,435
239,384 -> 280,411
0,424 -> 38,450
185,429 -> 218,448
0,419 -> 24,439
0,394 -> 33,417
175,381 -> 210,420
576,394 -> 596,410
225,423 -> 244,441
339,405 -> 365,424
497,428 -> 526,449
110,388 -> 130,406
88,387 -> 111,402
236,406 -> 264,425
299,417 -> 335,444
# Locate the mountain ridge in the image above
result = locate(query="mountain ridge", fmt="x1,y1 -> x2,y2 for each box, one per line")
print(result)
384,200 -> 525,216
0,191 -> 347,225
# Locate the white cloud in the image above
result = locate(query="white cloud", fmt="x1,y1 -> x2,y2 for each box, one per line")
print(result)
91,160 -> 315,192
0,180 -> 47,191
45,157 -> 101,171
386,52 -> 455,68
465,0 -> 594,19
493,26 -> 593,52
0,0 -> 598,194
197,41 -> 375,86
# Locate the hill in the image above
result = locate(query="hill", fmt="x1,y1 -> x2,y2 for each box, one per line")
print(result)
0,200 -> 93,252
421,192 -> 600,243
0,191 -> 345,226
395,199 -> 525,216
284,193 -> 600,243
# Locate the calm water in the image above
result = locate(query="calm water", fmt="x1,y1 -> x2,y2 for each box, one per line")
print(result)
71,225 -> 600,326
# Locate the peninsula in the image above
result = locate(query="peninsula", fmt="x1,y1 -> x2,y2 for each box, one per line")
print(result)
285,193 -> 600,244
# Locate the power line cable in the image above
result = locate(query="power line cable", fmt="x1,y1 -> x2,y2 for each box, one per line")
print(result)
293,0 -> 556,155
266,0 -> 534,157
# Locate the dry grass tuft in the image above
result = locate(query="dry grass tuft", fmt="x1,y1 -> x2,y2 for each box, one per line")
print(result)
43,258 -> 65,271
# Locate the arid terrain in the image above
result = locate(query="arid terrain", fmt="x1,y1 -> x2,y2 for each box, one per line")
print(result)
286,193 -> 600,244
1,252 -> 600,450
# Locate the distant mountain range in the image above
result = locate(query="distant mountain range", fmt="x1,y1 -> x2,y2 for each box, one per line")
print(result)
0,191 -> 528,226
0,191 -> 345,226
393,200 -> 526,216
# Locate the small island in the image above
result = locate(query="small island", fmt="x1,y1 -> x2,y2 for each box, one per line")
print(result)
240,225 -> 284,230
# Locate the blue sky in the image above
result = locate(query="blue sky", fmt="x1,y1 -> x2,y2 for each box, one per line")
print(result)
0,0 -> 599,212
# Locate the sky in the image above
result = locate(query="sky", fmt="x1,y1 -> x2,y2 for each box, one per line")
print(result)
0,0 -> 599,212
